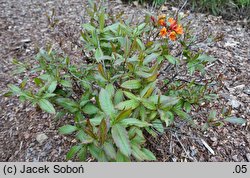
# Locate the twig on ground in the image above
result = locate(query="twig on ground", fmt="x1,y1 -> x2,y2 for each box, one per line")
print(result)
200,138 -> 215,155
174,132 -> 196,161
169,134 -> 173,154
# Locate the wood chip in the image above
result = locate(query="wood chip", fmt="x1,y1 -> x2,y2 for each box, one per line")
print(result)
201,138 -> 215,155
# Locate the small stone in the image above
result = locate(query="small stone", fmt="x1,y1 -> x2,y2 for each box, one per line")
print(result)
172,157 -> 177,162
116,0 -> 122,3
243,88 -> 250,95
190,146 -> 198,157
220,93 -> 230,100
21,38 -> 31,43
23,132 -> 30,139
36,133 -> 48,144
43,142 -> 52,151
230,99 -> 241,109
246,153 -> 250,162
232,155 -> 239,162
132,1 -> 139,6
233,84 -> 245,90
210,137 -> 218,142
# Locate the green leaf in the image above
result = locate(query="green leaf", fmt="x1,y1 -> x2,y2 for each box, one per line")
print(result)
60,80 -> 72,88
76,130 -> 93,143
159,110 -> 173,126
172,108 -> 191,120
88,144 -> 103,161
54,111 -> 66,120
42,93 -> 56,99
116,150 -> 130,162
114,109 -> 132,124
136,38 -> 145,50
120,118 -> 151,128
38,99 -> 56,114
89,115 -> 104,126
85,119 -> 97,139
166,111 -> 174,124
99,88 -> 115,117
105,84 -> 115,98
148,111 -> 158,121
131,134 -> 146,145
121,80 -> 141,89
149,95 -> 179,107
55,98 -> 79,113
97,63 -> 107,79
152,119 -> 164,133
66,145 -> 81,160
47,80 -> 57,93
197,54 -> 216,62
140,82 -> 155,98
77,146 -> 87,161
82,23 -> 95,32
184,102 -> 191,113
59,125 -> 78,135
82,103 -> 99,115
99,11 -> 105,31
145,127 -> 158,137
80,100 -> 89,107
146,73 -> 157,82
208,110 -> 217,121
129,127 -> 144,139
34,78 -> 43,86
139,106 -> 146,121
143,53 -> 160,65
98,119 -> 107,145
114,90 -> 124,105
8,84 -> 22,95
38,74 -> 51,80
141,148 -> 156,161
3,91 -> 13,97
103,22 -> 119,32
131,144 -> 146,161
124,36 -> 131,57
224,117 -> 246,125
141,99 -> 156,110
161,97 -> 179,108
111,124 -> 131,157
165,55 -> 178,65
103,142 -> 116,160
123,91 -> 139,100
116,100 -> 140,110
95,47 -> 104,62
172,108 -> 194,126
135,70 -> 152,78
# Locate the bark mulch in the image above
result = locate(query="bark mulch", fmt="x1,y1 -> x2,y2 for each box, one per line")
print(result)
0,0 -> 249,161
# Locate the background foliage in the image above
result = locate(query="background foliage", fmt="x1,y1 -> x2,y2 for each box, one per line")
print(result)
122,0 -> 250,18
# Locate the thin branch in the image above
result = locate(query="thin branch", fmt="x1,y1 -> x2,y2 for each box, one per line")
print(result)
174,132 -> 197,162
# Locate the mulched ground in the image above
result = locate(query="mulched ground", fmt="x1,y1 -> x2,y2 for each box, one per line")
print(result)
0,0 -> 249,162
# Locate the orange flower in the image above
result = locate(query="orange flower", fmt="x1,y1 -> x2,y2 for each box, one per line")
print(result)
158,14 -> 166,20
158,19 -> 166,26
168,17 -> 176,25
174,24 -> 183,35
158,14 -> 166,26
159,27 -> 167,38
169,31 -> 176,41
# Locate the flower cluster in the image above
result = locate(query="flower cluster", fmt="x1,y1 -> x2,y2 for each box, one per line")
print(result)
151,14 -> 183,41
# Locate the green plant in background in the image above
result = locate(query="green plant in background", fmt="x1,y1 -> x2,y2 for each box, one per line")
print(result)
6,0 -> 246,162
122,0 -> 250,16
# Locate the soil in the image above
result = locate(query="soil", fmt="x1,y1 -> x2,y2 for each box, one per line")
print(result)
0,0 -> 249,162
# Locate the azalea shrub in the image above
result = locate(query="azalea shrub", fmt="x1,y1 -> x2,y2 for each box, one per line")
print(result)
6,1 -> 246,161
